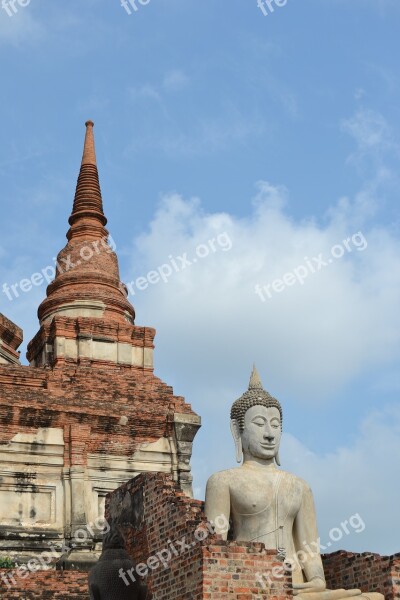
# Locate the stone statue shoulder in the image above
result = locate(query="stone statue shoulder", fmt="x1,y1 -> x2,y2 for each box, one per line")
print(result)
275,469 -> 313,503
207,467 -> 312,499
206,467 -> 242,487
277,470 -> 312,493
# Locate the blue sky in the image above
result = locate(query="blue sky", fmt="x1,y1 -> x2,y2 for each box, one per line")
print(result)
0,0 -> 399,554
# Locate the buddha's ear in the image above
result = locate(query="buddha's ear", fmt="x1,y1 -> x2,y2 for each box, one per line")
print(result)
230,419 -> 243,464
275,451 -> 281,467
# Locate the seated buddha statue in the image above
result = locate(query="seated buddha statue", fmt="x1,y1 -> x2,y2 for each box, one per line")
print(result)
204,367 -> 383,600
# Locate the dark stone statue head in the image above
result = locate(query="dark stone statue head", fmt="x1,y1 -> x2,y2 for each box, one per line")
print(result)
102,528 -> 126,551
88,526 -> 147,600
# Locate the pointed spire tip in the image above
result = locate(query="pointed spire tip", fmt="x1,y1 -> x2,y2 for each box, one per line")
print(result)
81,120 -> 97,166
248,364 -> 263,390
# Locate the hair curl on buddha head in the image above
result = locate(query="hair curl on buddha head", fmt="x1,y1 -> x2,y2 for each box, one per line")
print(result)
102,527 -> 125,550
230,366 -> 282,432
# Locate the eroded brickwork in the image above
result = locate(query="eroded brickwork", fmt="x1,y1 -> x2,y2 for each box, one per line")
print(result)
1,120 -> 398,600
0,360 -> 199,564
106,472 -> 207,597
202,543 -> 292,600
0,121 -> 200,567
0,569 -> 89,599
322,551 -> 400,600
0,314 -> 22,365
0,363 -> 193,456
106,472 -> 292,599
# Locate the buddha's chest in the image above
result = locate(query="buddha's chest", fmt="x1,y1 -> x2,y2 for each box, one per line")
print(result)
230,472 -> 302,520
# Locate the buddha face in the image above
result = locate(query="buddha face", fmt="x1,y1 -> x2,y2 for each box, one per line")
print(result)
240,405 -> 281,461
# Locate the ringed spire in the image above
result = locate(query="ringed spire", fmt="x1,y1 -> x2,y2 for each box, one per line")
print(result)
33,120 -> 135,331
68,120 -> 107,241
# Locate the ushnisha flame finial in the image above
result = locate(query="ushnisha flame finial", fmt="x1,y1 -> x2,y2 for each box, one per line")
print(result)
230,366 -> 283,432
248,364 -> 263,390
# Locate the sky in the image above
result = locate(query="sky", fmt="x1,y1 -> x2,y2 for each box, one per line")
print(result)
0,0 -> 399,556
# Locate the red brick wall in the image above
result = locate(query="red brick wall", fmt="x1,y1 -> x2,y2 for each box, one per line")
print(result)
106,472 -> 207,598
106,472 -> 292,599
202,542 -> 292,599
0,314 -> 23,351
0,313 -> 22,362
0,363 -> 198,589
0,569 -> 89,599
0,362 -> 195,459
322,551 -> 400,600
2,474 -> 399,600
390,561 -> 400,600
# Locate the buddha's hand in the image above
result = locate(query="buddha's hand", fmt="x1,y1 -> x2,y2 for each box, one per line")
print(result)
293,577 -> 326,596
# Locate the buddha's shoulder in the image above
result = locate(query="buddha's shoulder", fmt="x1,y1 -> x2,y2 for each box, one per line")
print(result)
206,468 -> 313,494
205,467 -> 245,487
278,470 -> 313,493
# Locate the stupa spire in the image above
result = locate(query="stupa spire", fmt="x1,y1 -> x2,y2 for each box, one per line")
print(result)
32,120 -> 135,336
81,120 -> 97,166
67,120 -> 107,241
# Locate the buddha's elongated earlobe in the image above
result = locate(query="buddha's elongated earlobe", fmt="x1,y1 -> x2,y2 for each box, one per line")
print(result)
275,450 -> 281,467
236,438 -> 243,464
230,419 -> 243,464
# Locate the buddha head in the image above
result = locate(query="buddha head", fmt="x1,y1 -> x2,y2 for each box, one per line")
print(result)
230,366 -> 282,466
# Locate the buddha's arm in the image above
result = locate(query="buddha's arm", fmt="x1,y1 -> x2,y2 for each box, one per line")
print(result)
293,484 -> 326,588
204,472 -> 230,539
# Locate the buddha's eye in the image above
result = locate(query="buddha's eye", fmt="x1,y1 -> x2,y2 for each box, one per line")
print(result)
271,420 -> 280,429
252,419 -> 265,427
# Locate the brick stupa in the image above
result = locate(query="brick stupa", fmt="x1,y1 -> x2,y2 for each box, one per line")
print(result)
0,121 -> 200,568
1,123 -> 399,600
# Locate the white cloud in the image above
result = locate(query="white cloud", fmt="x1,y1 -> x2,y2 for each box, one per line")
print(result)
191,403 -> 400,555
283,404 -> 400,555
122,109 -> 400,555
1,105 -> 398,556
126,181 -> 400,404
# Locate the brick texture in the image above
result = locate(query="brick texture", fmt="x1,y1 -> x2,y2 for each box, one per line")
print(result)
0,314 -> 22,364
1,121 -> 398,600
106,472 -> 293,599
0,363 -> 194,459
0,121 -> 199,598
0,569 -> 89,599
322,551 -> 400,600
